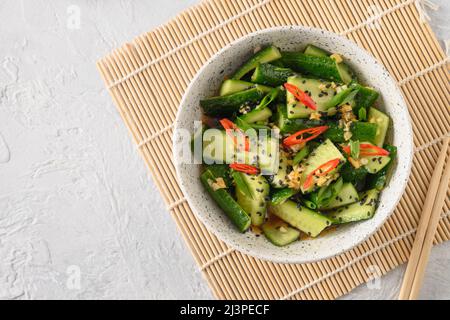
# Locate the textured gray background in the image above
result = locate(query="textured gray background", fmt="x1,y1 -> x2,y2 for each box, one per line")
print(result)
0,0 -> 448,300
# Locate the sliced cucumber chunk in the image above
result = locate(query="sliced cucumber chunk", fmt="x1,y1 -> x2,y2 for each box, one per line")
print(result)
286,76 -> 337,119
304,44 -> 329,57
330,189 -> 379,224
201,167 -> 251,232
270,188 -> 298,206
258,136 -> 280,176
335,62 -> 353,84
269,200 -> 334,237
366,145 -> 397,191
364,155 -> 391,174
240,107 -> 272,123
320,183 -> 359,210
269,151 -> 291,188
274,104 -> 324,134
200,88 -> 265,117
234,173 -> 269,226
232,46 -> 282,80
262,216 -> 300,246
280,52 -> 343,82
219,79 -> 272,96
300,139 -> 346,193
251,63 -> 293,87
220,79 -> 253,96
368,107 -> 390,147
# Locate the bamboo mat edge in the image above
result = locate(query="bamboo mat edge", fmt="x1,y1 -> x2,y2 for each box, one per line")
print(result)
96,0 -> 450,300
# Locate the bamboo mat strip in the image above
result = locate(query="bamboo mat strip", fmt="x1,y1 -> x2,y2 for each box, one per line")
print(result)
97,0 -> 450,300
107,0 -> 426,91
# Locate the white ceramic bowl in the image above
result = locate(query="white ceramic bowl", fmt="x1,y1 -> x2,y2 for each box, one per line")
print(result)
173,26 -> 413,264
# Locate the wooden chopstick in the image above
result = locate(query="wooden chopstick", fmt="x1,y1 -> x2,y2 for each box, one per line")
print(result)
398,136 -> 450,300
408,144 -> 450,299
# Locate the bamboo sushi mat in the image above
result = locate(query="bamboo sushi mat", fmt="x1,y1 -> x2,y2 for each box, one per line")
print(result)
97,0 -> 450,300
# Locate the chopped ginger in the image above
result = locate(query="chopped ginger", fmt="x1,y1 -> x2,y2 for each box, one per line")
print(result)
309,111 -> 322,120
330,53 -> 343,63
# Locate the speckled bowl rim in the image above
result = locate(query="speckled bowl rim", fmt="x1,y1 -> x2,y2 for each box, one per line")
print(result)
173,26 -> 413,264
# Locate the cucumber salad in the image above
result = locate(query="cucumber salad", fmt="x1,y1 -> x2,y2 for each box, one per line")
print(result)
194,44 -> 396,247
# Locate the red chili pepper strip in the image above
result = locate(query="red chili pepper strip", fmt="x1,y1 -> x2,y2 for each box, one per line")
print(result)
342,143 -> 389,157
342,145 -> 350,155
219,118 -> 238,131
230,163 -> 259,175
283,126 -> 329,147
284,83 -> 318,110
303,158 -> 340,190
219,118 -> 250,152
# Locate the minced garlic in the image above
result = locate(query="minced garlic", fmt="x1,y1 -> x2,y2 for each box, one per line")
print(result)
208,177 -> 227,191
287,165 -> 304,190
340,104 -> 353,113
279,226 -> 288,233
348,157 -> 361,168
251,225 -> 263,235
309,111 -> 322,120
239,105 -> 251,114
343,131 -> 353,141
289,142 -> 305,153
316,176 -> 329,187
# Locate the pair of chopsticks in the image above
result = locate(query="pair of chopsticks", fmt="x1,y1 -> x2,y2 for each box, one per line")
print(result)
398,136 -> 450,300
